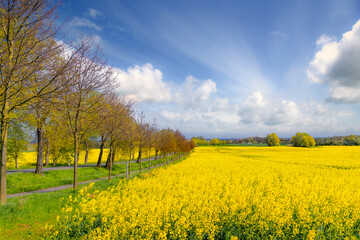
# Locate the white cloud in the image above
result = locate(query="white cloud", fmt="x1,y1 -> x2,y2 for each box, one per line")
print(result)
88,8 -> 103,19
307,19 -> 360,103
316,34 -> 336,46
115,63 -> 171,103
70,17 -> 102,31
327,86 -> 360,103
238,92 -> 299,125
270,31 -> 290,40
174,76 -> 217,108
156,88 -> 359,138
159,76 -> 240,135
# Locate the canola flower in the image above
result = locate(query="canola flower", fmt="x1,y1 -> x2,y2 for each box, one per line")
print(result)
11,147 -> 153,168
47,146 -> 360,239
9,149 -> 109,168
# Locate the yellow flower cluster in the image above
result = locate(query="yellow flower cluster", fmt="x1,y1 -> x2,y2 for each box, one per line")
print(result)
9,149 -> 109,168
12,147 -> 153,168
47,146 -> 360,239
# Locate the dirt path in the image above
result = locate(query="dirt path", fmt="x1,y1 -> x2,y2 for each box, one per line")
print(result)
6,163 -> 169,199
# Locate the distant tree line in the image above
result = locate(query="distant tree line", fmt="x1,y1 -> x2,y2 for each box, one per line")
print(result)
191,133 -> 360,148
315,135 -> 360,146
191,137 -> 226,146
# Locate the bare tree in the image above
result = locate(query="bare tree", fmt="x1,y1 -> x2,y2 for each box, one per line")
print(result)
103,97 -> 134,180
135,112 -> 151,172
145,122 -> 157,170
0,0 -> 79,203
63,37 -> 114,190
123,118 -> 137,178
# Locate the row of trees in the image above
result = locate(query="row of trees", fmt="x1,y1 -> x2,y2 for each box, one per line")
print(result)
315,135 -> 360,146
193,133 -> 359,148
0,0 -> 194,204
267,133 -> 360,147
266,133 -> 315,147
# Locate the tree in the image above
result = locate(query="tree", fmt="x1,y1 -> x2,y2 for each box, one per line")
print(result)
191,136 -> 208,146
135,112 -> 148,165
210,138 -> 221,145
103,96 -> 134,172
145,123 -> 157,169
8,121 -> 28,168
123,117 -> 137,177
345,134 -> 359,146
291,132 -> 316,148
63,37 -> 114,190
266,133 -> 280,146
0,0 -> 78,203
160,129 -> 177,163
45,112 -> 73,166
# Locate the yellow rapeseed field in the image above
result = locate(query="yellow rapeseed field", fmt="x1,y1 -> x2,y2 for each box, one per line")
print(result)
47,146 -> 360,239
11,147 -> 151,168
9,149 -> 110,168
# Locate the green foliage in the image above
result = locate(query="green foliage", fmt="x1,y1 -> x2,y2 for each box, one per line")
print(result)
266,133 -> 280,146
8,122 -> 28,167
191,136 -> 209,146
291,132 -> 316,148
0,177 -> 127,240
210,138 -> 221,145
345,135 -> 360,145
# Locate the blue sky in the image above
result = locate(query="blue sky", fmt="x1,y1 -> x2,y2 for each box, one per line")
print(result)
58,0 -> 360,138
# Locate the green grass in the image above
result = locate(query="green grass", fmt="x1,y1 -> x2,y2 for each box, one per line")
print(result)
0,177 -> 126,240
7,157 -> 170,194
0,154 -> 189,240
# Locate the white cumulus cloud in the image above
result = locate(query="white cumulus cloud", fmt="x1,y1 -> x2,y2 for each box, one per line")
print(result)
307,19 -> 360,103
316,34 -> 336,46
239,92 -> 299,126
174,76 -> 217,108
115,63 -> 172,103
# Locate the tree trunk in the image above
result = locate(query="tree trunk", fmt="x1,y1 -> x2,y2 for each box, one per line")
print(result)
155,150 -> 158,166
128,148 -> 132,177
105,142 -> 113,169
45,139 -> 50,166
148,149 -> 151,170
84,140 -> 89,164
111,148 -> 116,165
136,147 -> 142,163
126,161 -> 128,179
96,141 -> 105,167
108,154 -> 112,182
0,120 -> 9,204
73,132 -> 78,190
15,154 -> 18,169
35,127 -> 44,174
